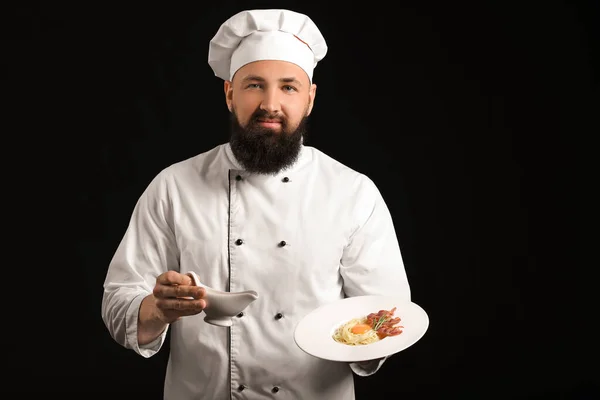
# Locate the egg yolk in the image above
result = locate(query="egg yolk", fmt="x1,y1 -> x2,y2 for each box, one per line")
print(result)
351,323 -> 372,334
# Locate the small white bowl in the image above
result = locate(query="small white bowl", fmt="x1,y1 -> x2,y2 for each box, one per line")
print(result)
187,272 -> 259,327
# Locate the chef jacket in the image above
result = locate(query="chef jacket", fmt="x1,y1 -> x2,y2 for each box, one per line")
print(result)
102,143 -> 411,399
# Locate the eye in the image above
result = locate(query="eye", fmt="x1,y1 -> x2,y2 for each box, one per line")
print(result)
246,83 -> 262,89
283,85 -> 297,92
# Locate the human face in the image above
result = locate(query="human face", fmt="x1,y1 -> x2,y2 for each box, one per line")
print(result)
224,60 -> 317,174
224,60 -> 317,133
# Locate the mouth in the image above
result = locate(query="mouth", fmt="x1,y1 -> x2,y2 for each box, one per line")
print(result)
256,118 -> 283,128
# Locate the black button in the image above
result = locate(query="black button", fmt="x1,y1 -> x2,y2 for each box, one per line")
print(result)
274,312 -> 283,320
278,240 -> 287,247
235,239 -> 244,246
235,175 -> 242,181
238,384 -> 246,391
237,312 -> 244,318
282,177 -> 290,182
272,386 -> 280,393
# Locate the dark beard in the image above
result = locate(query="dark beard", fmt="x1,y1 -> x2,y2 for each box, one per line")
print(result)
229,109 -> 307,175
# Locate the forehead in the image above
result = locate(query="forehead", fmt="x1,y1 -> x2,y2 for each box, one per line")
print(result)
233,60 -> 310,85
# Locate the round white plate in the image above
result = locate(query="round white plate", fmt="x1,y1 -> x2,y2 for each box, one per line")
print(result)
294,295 -> 429,362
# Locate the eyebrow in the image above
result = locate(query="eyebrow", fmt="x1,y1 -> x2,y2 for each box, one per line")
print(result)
241,75 -> 303,87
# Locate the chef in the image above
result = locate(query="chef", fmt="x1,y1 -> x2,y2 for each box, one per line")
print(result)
102,8 -> 411,400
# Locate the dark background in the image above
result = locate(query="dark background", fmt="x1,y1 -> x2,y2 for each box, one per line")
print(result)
5,0 -> 598,398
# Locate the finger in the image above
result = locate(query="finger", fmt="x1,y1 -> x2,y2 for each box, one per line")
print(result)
170,308 -> 204,318
156,298 -> 205,312
154,284 -> 205,299
175,298 -> 207,313
157,270 -> 192,286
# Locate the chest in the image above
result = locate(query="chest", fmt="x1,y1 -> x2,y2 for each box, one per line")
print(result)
172,169 -> 355,298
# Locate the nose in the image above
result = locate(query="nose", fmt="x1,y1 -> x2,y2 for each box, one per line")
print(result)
259,88 -> 281,114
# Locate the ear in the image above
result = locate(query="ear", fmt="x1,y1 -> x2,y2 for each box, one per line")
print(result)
306,83 -> 317,116
224,80 -> 233,112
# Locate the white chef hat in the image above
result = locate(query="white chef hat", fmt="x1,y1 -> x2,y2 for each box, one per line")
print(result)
208,9 -> 328,83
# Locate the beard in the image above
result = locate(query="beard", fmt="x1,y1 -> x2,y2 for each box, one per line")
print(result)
228,107 -> 308,175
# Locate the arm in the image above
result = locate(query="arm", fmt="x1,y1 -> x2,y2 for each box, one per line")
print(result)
101,171 -> 180,357
137,293 -> 170,346
340,175 -> 411,375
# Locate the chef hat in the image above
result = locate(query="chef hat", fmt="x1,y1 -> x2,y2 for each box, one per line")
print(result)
208,9 -> 328,82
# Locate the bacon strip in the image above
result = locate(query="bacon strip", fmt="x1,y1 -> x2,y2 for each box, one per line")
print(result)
365,307 -> 404,339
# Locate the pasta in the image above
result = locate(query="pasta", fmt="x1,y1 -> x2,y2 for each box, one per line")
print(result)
332,307 -> 403,346
332,317 -> 380,346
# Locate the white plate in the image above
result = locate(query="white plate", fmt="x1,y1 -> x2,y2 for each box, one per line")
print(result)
294,295 -> 429,362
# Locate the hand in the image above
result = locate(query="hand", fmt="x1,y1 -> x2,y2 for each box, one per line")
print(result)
152,271 -> 206,324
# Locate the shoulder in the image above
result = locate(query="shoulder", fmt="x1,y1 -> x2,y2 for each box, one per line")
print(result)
153,144 -> 225,181
143,144 -> 226,195
305,146 -> 380,194
163,144 -> 224,175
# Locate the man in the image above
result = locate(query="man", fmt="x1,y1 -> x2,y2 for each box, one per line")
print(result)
102,8 -> 411,399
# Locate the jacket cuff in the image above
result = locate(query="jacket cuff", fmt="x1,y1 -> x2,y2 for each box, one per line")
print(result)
349,356 -> 388,376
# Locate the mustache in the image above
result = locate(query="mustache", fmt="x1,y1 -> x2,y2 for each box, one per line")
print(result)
251,110 -> 285,123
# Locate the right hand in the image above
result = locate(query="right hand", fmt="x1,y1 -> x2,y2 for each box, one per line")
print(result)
152,270 -> 207,324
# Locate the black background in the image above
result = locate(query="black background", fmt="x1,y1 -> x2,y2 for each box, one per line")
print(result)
5,1 -> 598,398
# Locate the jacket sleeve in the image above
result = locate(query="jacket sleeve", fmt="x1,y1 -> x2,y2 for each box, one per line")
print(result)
340,174 -> 411,375
101,170 -> 179,358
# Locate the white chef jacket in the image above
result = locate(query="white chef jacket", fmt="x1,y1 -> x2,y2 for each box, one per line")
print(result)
102,143 -> 411,400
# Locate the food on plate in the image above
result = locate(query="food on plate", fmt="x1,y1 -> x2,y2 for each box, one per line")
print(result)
332,307 -> 403,346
